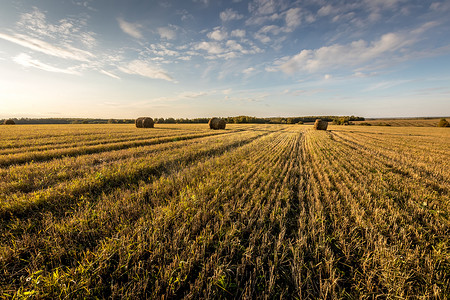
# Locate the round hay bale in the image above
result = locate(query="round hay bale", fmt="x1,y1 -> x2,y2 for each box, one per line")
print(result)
313,119 -> 328,130
209,117 -> 226,130
3,119 -> 15,125
135,117 -> 145,128
142,117 -> 154,128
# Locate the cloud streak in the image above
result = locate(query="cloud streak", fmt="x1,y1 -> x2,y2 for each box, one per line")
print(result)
119,60 -> 175,82
13,53 -> 81,75
100,69 -> 121,79
0,32 -> 94,61
117,17 -> 143,39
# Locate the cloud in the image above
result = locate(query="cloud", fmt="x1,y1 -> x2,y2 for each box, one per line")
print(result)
193,37 -> 261,59
243,67 -> 255,75
177,9 -> 194,21
0,32 -> 94,61
248,0 -> 281,15
100,69 -> 121,79
363,79 -> 411,91
430,1 -> 450,11
16,7 -> 97,47
231,29 -> 246,38
157,27 -> 176,40
72,0 -> 96,11
220,8 -> 244,21
117,17 -> 143,39
317,5 -> 334,17
207,28 -> 228,41
193,0 -> 209,5
194,41 -> 224,54
277,32 -> 415,74
13,53 -> 81,75
119,60 -> 174,82
178,91 -> 207,98
411,21 -> 439,35
285,7 -> 302,29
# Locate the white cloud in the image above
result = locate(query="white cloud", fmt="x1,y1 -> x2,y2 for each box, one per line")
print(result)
231,29 -> 246,38
158,27 -> 176,40
317,5 -> 334,17
117,17 -> 143,39
194,41 -> 224,54
254,25 -> 282,43
248,0 -> 280,15
220,8 -> 244,21
254,32 -> 271,43
13,53 -> 81,75
207,28 -> 228,41
178,91 -> 207,98
430,1 -> 450,11
278,32 -> 415,74
18,8 -> 72,38
245,12 -> 282,26
226,40 -> 244,52
0,32 -> 94,61
14,7 -> 97,50
243,67 -> 255,75
411,21 -> 439,35
100,69 -> 121,79
285,7 -> 302,30
177,9 -> 194,21
363,79 -> 411,91
79,32 -> 97,48
364,0 -> 405,10
119,60 -> 174,82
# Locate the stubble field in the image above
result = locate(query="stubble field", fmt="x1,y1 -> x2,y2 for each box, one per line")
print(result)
0,123 -> 448,299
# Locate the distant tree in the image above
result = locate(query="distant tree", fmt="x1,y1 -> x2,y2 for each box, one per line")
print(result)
107,119 -> 117,124
3,119 -> 15,125
437,118 -> 450,127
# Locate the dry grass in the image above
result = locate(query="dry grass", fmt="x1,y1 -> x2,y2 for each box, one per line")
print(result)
353,118 -> 445,127
0,123 -> 448,298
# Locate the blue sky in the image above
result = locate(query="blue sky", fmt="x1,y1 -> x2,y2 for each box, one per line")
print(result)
0,0 -> 449,119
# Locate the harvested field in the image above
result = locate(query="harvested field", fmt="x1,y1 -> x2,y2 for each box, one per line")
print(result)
0,123 -> 448,298
353,118 -> 445,127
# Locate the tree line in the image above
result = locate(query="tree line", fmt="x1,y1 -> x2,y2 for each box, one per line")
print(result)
1,115 -> 365,125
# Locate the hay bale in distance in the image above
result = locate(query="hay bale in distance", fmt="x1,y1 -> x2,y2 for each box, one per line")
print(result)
314,119 -> 328,130
135,117 -> 145,128
142,117 -> 154,128
209,117 -> 226,130
135,117 -> 154,128
3,119 -> 15,125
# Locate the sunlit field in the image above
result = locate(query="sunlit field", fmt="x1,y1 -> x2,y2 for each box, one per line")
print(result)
0,123 -> 448,298
353,118 -> 443,127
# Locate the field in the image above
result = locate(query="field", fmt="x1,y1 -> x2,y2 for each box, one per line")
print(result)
0,123 -> 449,298
353,118 -> 445,127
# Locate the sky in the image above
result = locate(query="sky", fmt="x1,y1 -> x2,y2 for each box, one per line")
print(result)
0,0 -> 449,119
